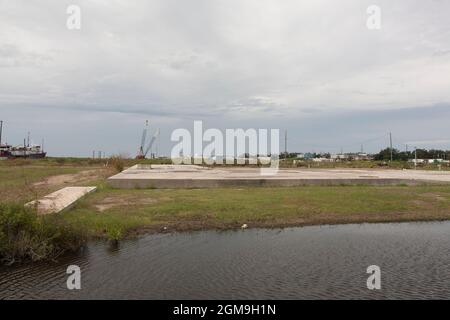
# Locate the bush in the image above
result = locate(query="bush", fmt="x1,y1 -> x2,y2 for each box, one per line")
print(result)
0,203 -> 87,265
110,155 -> 125,173
105,225 -> 123,241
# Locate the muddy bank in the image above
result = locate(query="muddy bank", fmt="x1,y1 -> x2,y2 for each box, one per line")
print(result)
121,213 -> 450,238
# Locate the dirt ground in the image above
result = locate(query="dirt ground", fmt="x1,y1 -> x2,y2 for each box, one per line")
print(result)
33,169 -> 106,187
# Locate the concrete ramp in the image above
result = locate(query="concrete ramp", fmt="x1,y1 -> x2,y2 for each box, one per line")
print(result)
26,186 -> 97,215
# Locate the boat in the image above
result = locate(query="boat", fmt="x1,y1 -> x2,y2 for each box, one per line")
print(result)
10,144 -> 46,159
0,121 -> 46,159
0,144 -> 12,160
0,120 -> 10,160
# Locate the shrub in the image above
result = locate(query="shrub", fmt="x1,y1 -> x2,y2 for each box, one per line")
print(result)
0,203 -> 87,265
105,225 -> 123,241
110,155 -> 125,173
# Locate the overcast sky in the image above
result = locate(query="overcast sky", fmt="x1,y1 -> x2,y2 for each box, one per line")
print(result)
1,0 -> 449,156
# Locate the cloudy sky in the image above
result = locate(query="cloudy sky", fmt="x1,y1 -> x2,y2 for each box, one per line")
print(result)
1,0 -> 449,156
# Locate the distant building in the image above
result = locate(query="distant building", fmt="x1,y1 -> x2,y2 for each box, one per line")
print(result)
408,159 -> 450,164
331,153 -> 349,161
426,159 -> 449,164
352,153 -> 372,161
312,157 -> 333,162
304,152 -> 314,160
409,159 -> 425,164
330,153 -> 372,161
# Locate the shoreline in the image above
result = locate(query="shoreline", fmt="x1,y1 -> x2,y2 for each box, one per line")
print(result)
4,217 -> 450,269
121,214 -> 450,239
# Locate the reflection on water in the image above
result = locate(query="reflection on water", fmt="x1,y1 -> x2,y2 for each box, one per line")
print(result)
1,221 -> 450,299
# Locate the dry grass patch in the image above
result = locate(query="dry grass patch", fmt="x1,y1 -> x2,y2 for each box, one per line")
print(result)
33,169 -> 105,187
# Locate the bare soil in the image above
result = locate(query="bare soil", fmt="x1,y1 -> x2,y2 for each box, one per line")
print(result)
33,169 -> 105,187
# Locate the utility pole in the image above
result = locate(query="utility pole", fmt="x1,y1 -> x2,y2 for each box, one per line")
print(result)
389,132 -> 393,162
415,147 -> 417,170
361,144 -> 363,154
27,132 -> 30,147
156,129 -> 160,158
284,130 -> 288,157
0,120 -> 3,146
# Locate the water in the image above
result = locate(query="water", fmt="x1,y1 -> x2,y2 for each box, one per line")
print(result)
1,221 -> 450,299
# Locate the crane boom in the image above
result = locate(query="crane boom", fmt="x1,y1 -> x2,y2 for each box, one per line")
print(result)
138,120 -> 149,157
140,127 -> 147,150
144,128 -> 160,157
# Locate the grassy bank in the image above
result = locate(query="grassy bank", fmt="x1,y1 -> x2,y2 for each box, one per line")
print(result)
0,203 -> 87,265
0,158 -> 169,264
0,160 -> 111,264
64,184 -> 450,238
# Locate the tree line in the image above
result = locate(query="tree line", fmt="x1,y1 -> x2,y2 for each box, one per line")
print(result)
373,148 -> 450,161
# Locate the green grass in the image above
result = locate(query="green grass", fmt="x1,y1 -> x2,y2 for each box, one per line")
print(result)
0,157 -> 172,203
0,166 -> 80,187
1,158 -> 450,243
280,159 -> 450,171
0,166 -> 85,202
63,184 -> 450,239
0,157 -> 172,168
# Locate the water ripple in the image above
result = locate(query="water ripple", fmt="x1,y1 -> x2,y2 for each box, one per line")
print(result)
2,221 -> 450,299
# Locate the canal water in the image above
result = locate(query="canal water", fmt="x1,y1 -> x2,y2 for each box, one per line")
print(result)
1,221 -> 450,299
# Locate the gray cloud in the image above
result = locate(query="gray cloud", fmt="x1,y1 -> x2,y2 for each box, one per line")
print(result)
0,0 -> 449,156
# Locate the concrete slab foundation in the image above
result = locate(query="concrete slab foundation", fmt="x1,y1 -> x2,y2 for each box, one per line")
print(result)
26,186 -> 97,214
107,165 -> 450,189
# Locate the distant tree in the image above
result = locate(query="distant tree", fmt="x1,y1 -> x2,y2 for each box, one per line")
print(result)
415,149 -> 429,159
397,151 -> 411,161
374,148 -> 450,161
374,148 -> 401,161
